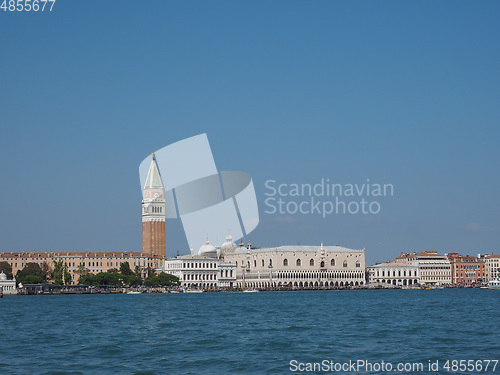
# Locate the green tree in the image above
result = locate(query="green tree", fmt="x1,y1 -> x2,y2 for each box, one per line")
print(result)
79,272 -> 95,285
144,275 -> 159,287
144,273 -> 180,287
74,264 -> 90,284
158,272 -> 180,286
120,261 -> 134,276
0,261 -> 13,279
123,274 -> 142,286
16,263 -> 44,285
53,260 -> 64,285
94,272 -> 122,286
23,275 -> 43,284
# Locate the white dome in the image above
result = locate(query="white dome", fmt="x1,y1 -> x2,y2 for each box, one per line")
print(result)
199,239 -> 217,257
221,233 -> 237,254
0,271 -> 6,281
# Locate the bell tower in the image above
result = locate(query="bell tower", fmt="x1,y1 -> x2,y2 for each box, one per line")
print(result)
142,153 -> 166,257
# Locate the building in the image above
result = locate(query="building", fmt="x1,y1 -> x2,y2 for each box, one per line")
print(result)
142,153 -> 166,258
159,236 -> 237,289
367,262 -> 419,287
447,253 -> 485,285
159,234 -> 365,289
484,255 -> 500,282
0,271 -> 16,295
0,251 -> 165,284
396,251 -> 451,286
225,242 -> 366,289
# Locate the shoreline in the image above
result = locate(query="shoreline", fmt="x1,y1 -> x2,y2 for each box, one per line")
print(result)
5,284 -> 494,296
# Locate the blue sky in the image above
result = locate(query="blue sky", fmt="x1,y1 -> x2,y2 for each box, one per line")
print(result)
1,1 -> 499,265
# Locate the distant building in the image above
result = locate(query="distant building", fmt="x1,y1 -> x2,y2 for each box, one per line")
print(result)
159,234 -> 365,289
0,251 -> 165,284
0,271 -> 16,295
396,251 -> 451,286
159,235 -> 237,289
367,262 -> 419,287
142,153 -> 166,258
483,255 -> 500,282
224,242 -> 366,289
447,253 -> 485,285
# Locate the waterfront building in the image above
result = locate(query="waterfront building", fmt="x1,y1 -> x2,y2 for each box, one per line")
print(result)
159,235 -> 365,289
159,238 -> 236,289
484,254 -> 500,282
0,251 -> 165,284
0,271 -> 17,295
447,253 -> 485,285
142,153 -> 166,257
396,251 -> 451,286
224,242 -> 366,288
367,262 -> 419,287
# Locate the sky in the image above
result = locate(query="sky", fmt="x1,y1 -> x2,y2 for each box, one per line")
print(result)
1,1 -> 499,265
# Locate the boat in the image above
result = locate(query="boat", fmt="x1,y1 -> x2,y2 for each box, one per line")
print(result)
184,289 -> 204,293
169,290 -> 180,294
487,278 -> 500,289
127,291 -> 142,295
243,289 -> 259,293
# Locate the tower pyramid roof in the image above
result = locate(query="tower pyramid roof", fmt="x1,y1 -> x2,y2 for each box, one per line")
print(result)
144,153 -> 164,190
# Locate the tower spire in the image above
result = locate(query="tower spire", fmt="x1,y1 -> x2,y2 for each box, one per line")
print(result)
144,155 -> 163,190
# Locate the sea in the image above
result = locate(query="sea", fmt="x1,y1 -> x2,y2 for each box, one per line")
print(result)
0,289 -> 499,375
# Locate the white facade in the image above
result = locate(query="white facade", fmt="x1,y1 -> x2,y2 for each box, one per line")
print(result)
160,240 -> 365,289
160,254 -> 236,289
367,262 -> 419,287
218,262 -> 237,288
484,255 -> 500,282
224,244 -> 366,289
397,251 -> 451,286
0,272 -> 17,295
416,258 -> 451,285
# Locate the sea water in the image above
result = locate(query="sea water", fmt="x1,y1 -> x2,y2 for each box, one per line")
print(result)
1,289 -> 499,374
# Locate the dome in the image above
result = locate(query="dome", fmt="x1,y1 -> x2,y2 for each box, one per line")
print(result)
198,238 -> 217,257
220,233 -> 237,254
0,271 -> 6,281
235,239 -> 248,253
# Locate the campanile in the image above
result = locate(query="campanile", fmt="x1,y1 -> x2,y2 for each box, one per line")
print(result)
142,153 -> 166,257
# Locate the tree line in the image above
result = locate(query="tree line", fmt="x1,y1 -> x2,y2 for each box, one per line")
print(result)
0,261 -> 180,287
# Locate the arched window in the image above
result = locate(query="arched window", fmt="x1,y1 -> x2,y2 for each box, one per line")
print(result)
247,261 -> 250,268
269,259 -> 273,267
356,261 -> 360,268
343,261 -> 348,268
331,259 -> 335,266
320,261 -> 325,268
296,259 -> 302,266
283,259 -> 288,266
254,260 -> 257,267
262,259 -> 264,267
310,259 -> 314,266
